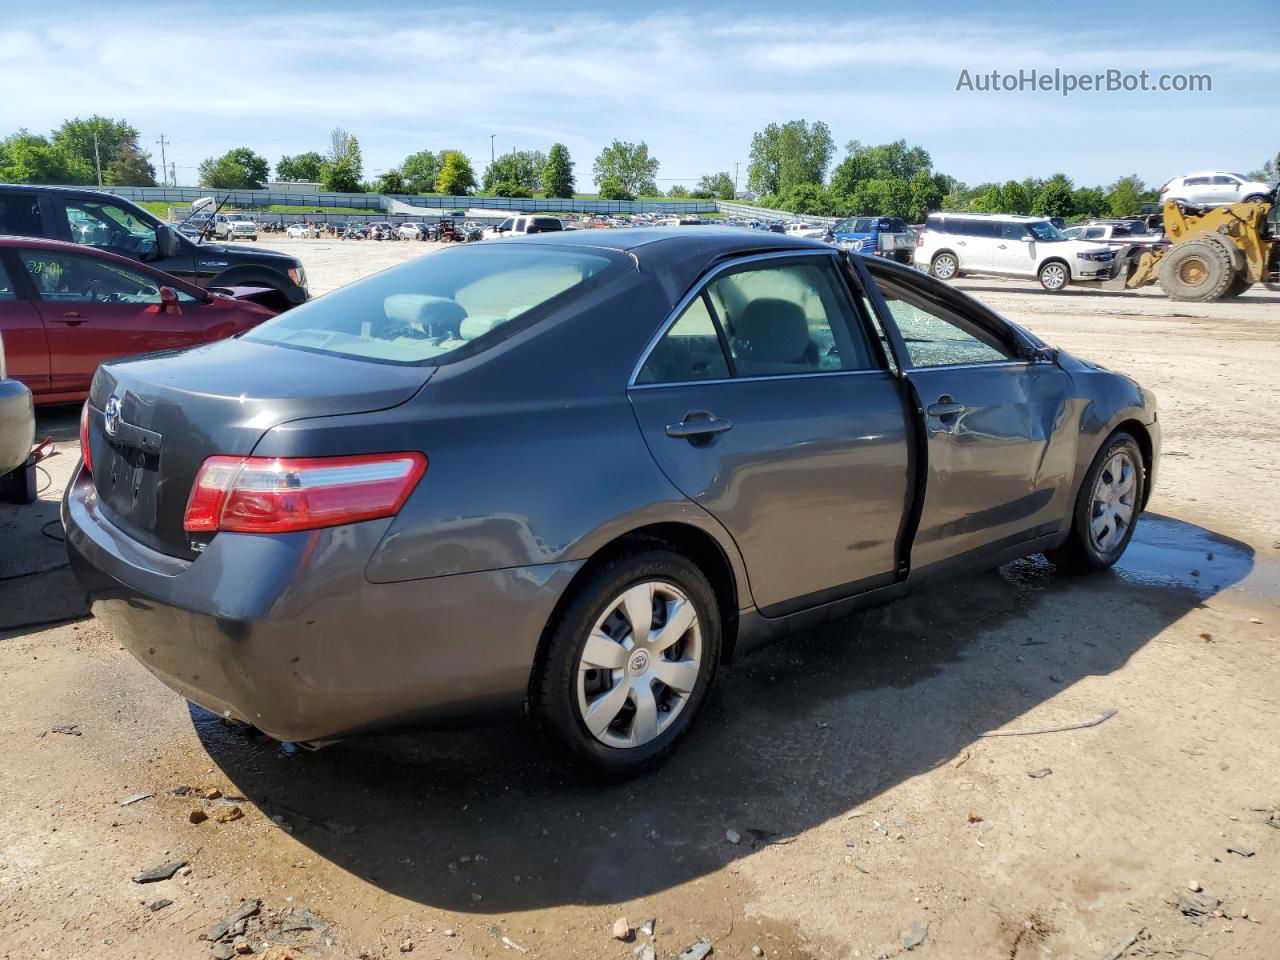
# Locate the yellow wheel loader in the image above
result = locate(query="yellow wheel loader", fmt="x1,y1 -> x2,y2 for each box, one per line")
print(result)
1105,194 -> 1279,301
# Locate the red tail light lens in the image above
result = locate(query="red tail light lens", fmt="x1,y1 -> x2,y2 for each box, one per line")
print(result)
184,452 -> 427,534
80,402 -> 93,475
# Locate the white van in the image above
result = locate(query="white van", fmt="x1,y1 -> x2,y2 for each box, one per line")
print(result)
913,213 -> 1116,291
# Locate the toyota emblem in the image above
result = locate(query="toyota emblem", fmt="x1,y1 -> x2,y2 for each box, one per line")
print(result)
104,397 -> 121,438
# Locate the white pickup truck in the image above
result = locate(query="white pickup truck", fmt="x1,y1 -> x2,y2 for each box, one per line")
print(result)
484,215 -> 565,238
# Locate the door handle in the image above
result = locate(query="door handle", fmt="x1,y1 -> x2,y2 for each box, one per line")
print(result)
957,241 -> 966,246
926,400 -> 966,418
53,312 -> 85,325
997,244 -> 1008,249
666,411 -> 733,441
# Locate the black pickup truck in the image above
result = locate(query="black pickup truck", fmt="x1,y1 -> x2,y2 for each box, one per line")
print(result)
0,185 -> 308,311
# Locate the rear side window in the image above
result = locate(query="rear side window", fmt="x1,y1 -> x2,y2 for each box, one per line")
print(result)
636,294 -> 729,384
0,193 -> 43,237
246,245 -> 623,365
706,260 -> 875,376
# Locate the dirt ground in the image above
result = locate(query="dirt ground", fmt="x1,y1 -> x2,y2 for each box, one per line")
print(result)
2,237 -> 1278,960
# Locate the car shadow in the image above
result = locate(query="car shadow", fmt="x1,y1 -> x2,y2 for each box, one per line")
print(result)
196,513 -> 1261,912
956,282 -> 1280,305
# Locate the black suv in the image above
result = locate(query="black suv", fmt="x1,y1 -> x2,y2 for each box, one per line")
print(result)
0,185 -> 308,311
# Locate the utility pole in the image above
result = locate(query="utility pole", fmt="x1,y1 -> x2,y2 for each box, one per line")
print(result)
490,135 -> 496,164
734,162 -> 739,197
156,134 -> 170,186
92,131 -> 103,186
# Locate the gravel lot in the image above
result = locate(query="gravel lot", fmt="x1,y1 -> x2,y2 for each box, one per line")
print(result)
2,235 -> 1278,960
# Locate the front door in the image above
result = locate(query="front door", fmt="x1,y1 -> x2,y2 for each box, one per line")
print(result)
992,222 -> 1038,276
869,270 -> 1074,571
0,253 -> 50,395
17,248 -> 209,397
628,253 -> 912,614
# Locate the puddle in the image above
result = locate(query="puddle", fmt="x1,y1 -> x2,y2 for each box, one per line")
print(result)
1113,513 -> 1278,606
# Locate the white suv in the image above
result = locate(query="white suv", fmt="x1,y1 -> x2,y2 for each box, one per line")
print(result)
1160,171 -> 1274,207
914,213 -> 1116,291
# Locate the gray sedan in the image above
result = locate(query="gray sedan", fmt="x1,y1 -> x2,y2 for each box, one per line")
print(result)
64,229 -> 1159,776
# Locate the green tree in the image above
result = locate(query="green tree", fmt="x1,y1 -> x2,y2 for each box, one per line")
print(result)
830,138 -> 931,197
435,150 -> 477,195
597,176 -> 635,201
748,120 -> 834,195
907,170 -> 944,222
996,180 -> 1031,215
593,140 -> 659,197
50,116 -> 154,186
482,150 -> 547,194
104,142 -> 156,186
401,151 -> 441,193
1106,175 -> 1146,217
319,133 -> 363,192
696,171 -> 735,200
275,151 -> 325,181
493,180 -> 532,198
1072,186 -> 1108,219
0,130 -> 91,184
373,169 -> 406,193
198,147 -> 269,189
542,143 -> 575,198
1032,174 -> 1075,218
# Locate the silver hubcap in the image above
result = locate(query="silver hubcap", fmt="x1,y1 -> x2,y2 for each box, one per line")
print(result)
1089,452 -> 1136,553
1042,264 -> 1066,289
934,255 -> 957,279
576,580 -> 703,749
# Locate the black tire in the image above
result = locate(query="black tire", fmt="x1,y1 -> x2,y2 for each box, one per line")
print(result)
1243,194 -> 1270,205
1047,432 -> 1145,574
1037,259 -> 1070,292
528,548 -> 721,778
1158,240 -> 1234,301
1222,273 -> 1253,298
929,252 -> 959,280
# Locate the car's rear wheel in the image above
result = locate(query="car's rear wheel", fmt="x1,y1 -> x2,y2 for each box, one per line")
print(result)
1038,259 -> 1069,291
930,252 -> 959,280
1047,432 -> 1145,574
528,548 -> 720,777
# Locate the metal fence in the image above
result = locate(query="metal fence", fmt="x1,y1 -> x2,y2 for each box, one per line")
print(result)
715,200 -> 839,226
94,185 -> 719,215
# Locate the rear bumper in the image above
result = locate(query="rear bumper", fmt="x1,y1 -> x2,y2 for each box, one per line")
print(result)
0,378 -> 35,476
62,464 -> 581,741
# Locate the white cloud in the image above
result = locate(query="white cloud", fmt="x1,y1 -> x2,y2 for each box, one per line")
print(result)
1,5 -> 1275,188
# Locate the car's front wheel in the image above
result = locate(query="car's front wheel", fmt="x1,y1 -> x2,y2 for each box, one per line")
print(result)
1048,432 -> 1145,574
528,548 -> 721,777
1038,259 -> 1070,291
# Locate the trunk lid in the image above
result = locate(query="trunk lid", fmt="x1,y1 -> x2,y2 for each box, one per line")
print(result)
86,337 -> 432,560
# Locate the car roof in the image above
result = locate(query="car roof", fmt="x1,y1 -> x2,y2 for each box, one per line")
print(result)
499,227 -> 832,302
927,213 -> 1048,223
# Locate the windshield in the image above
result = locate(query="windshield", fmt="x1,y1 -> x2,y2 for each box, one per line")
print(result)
1027,222 -> 1067,242
246,244 -> 624,364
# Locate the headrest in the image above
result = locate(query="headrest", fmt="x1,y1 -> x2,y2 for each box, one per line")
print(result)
735,298 -> 811,363
384,295 -> 468,337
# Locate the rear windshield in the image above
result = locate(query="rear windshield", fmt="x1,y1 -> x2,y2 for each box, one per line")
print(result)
246,244 -> 622,364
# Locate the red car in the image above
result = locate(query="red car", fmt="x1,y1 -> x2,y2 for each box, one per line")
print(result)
0,237 -> 276,404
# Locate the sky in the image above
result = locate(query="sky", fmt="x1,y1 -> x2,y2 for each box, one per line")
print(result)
2,0 -> 1277,192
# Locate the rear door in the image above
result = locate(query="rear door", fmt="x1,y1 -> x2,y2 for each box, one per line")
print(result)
862,264 -> 1074,571
0,251 -> 50,395
628,252 -> 913,614
957,219 -> 997,272
17,248 -> 214,397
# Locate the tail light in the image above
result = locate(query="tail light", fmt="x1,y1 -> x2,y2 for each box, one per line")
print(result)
1159,184 -> 1169,194
80,402 -> 93,475
184,452 -> 426,534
